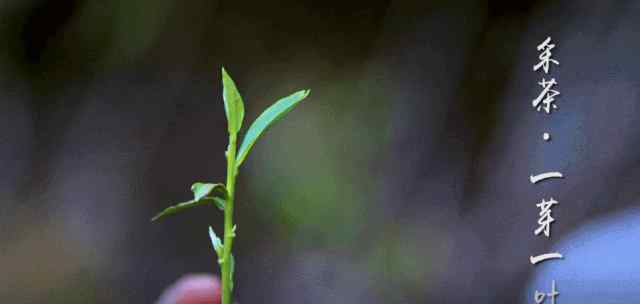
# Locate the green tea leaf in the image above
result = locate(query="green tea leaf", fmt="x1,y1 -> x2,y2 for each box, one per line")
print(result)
152,183 -> 226,221
236,89 -> 310,167
209,226 -> 224,260
191,182 -> 227,201
221,67 -> 245,135
151,199 -> 209,221
212,197 -> 225,211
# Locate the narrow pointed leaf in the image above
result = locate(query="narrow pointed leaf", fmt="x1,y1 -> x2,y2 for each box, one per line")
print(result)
236,89 -> 310,167
209,226 -> 224,259
221,67 -> 245,134
151,199 -> 208,221
191,182 -> 227,201
212,197 -> 225,211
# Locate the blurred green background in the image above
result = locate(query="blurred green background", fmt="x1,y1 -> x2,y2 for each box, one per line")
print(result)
3,1 -> 640,303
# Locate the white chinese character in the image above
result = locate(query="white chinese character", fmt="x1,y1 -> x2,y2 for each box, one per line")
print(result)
534,37 -> 559,74
530,171 -> 564,184
532,78 -> 559,114
530,252 -> 563,265
535,198 -> 559,238
534,280 -> 559,304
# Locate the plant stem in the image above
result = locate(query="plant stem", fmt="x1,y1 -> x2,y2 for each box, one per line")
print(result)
222,133 -> 237,304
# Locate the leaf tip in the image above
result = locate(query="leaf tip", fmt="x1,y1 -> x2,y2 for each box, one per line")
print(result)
297,89 -> 311,101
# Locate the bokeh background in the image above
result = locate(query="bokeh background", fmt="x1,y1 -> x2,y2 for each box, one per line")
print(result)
2,0 -> 640,303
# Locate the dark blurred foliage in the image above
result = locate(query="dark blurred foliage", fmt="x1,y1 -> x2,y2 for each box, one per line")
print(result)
2,0 -> 640,303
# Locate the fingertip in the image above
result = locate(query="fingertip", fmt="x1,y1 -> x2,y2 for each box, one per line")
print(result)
157,274 -> 221,304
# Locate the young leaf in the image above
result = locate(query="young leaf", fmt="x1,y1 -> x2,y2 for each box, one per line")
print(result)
221,67 -> 245,134
209,226 -> 224,260
151,199 -> 210,221
236,89 -> 310,167
212,197 -> 225,211
191,182 -> 227,201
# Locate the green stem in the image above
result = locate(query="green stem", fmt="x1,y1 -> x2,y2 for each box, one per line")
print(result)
222,133 -> 237,304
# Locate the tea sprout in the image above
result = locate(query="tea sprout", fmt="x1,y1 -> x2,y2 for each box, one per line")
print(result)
152,67 -> 310,304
